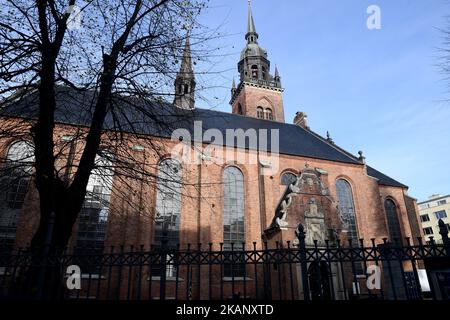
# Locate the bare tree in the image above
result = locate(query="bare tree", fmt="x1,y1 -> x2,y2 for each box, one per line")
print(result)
0,0 -> 215,252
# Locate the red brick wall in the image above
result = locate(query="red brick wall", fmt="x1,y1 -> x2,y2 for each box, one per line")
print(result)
232,84 -> 285,123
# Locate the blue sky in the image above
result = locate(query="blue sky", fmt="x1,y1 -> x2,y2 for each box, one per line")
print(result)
195,0 -> 450,202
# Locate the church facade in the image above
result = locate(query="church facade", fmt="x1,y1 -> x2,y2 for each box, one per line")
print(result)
0,3 -> 423,299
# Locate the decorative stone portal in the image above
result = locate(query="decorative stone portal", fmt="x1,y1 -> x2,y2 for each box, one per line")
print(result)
264,163 -> 348,300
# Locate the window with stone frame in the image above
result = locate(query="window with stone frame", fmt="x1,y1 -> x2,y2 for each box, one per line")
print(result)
420,214 -> 430,222
74,153 -> 114,274
256,107 -> 264,119
0,141 -> 34,253
265,108 -> 273,120
223,166 -> 245,278
384,199 -> 403,243
280,172 -> 297,186
434,210 -> 447,220
336,179 -> 363,274
423,227 -> 433,235
151,158 -> 182,278
251,64 -> 258,79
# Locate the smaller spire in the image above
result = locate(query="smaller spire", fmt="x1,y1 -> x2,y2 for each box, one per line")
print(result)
274,65 -> 280,78
231,78 -> 237,96
179,31 -> 193,76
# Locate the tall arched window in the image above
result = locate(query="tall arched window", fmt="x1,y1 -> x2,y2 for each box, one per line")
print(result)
154,159 -> 182,247
0,141 -> 34,252
76,153 -> 114,249
256,107 -> 264,119
265,108 -> 273,120
223,166 -> 245,277
280,172 -> 297,186
384,199 -> 402,242
152,159 -> 182,278
336,179 -> 358,242
75,152 -> 114,274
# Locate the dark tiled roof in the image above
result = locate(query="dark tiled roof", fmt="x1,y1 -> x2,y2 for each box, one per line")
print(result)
366,166 -> 407,189
0,87 -> 407,188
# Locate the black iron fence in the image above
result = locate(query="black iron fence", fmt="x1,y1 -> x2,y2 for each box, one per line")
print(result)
1,221 -> 450,301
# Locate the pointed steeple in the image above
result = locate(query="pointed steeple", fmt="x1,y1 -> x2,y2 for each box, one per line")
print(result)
245,0 -> 258,44
174,32 -> 196,109
231,78 -> 237,96
179,31 -> 193,76
274,65 -> 281,86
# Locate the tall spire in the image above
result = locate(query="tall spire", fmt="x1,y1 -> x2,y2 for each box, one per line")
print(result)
174,32 -> 196,109
246,0 -> 258,43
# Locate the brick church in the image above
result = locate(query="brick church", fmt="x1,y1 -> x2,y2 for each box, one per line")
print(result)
0,2 -> 422,299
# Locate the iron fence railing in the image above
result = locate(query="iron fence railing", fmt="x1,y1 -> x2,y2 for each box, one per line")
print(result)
0,221 -> 449,301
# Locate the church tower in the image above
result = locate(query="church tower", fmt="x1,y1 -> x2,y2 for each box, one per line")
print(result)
174,33 -> 196,110
230,0 -> 285,122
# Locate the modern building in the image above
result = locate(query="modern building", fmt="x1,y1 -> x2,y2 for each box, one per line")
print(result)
418,194 -> 450,243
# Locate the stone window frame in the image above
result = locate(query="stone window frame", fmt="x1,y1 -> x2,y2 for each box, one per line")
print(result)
384,197 -> 403,243
0,140 -> 34,253
222,165 -> 246,278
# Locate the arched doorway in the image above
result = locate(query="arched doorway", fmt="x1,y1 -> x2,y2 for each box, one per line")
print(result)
308,261 -> 332,300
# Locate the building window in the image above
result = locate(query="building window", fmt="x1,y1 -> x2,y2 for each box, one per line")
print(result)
154,159 -> 182,247
423,227 -> 433,235
75,153 -> 114,274
152,158 -> 182,278
0,141 -> 34,252
256,107 -> 264,119
280,172 -> 297,186
265,108 -> 273,120
262,66 -> 266,80
420,214 -> 430,222
223,166 -> 245,278
336,179 -> 363,274
434,210 -> 447,220
336,180 -> 358,242
251,65 -> 258,79
237,104 -> 243,115
438,200 -> 447,206
385,199 -> 402,243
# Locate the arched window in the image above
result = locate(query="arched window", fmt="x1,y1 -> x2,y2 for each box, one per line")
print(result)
262,66 -> 267,80
265,108 -> 273,120
75,152 -> 114,273
154,158 -> 182,247
336,179 -> 358,242
251,65 -> 258,79
0,141 -> 34,251
280,172 -> 297,186
237,104 -> 243,115
256,107 -> 264,119
223,166 -> 245,277
384,199 -> 402,242
184,84 -> 189,94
